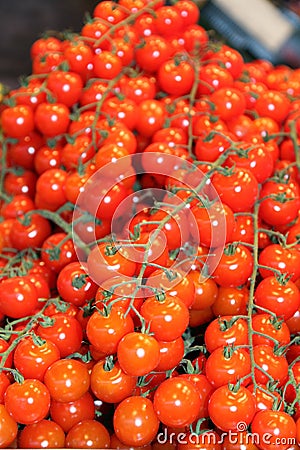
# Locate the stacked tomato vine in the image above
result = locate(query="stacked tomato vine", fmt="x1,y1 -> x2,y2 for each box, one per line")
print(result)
0,0 -> 300,448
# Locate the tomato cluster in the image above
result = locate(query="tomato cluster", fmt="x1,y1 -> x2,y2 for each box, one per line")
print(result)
0,0 -> 300,448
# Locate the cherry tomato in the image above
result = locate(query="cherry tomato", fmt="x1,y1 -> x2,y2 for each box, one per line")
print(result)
212,244 -> 254,288
156,337 -> 185,371
153,377 -> 201,428
49,391 -> 95,433
36,313 -> 83,358
210,87 -> 246,121
113,396 -> 159,447
205,347 -> 251,388
41,233 -> 77,273
252,313 -> 290,347
0,404 -> 18,449
187,272 -> 218,310
18,419 -> 65,449
212,168 -> 259,213
117,332 -> 161,376
13,336 -> 60,381
248,383 -> 284,413
251,410 -> 297,450
208,385 -> 256,432
5,379 -> 50,425
135,35 -> 171,73
44,358 -> 90,402
0,276 -> 39,319
212,286 -> 248,316
65,419 -> 110,449
140,294 -> 189,341
86,306 -> 134,355
1,105 -> 34,138
46,70 -> 83,107
158,59 -> 195,96
56,262 -> 98,307
259,180 -> 300,226
253,344 -> 288,386
36,168 -> 68,209
204,316 -> 249,353
34,102 -> 70,137
258,244 -> 300,282
10,213 -> 52,251
91,360 -> 137,404
254,276 -> 300,321
87,241 -> 137,286
8,131 -> 44,170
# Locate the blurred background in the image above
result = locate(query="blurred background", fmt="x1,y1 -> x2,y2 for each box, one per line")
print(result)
0,0 -> 98,89
1,0 -> 300,90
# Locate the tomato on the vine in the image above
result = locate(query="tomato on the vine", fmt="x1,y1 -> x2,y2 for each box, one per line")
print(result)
208,385 -> 256,432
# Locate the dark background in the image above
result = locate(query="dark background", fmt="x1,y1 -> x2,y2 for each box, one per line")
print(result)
0,0 -> 99,89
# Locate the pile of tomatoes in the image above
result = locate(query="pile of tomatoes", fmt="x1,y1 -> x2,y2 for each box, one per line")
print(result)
0,0 -> 300,448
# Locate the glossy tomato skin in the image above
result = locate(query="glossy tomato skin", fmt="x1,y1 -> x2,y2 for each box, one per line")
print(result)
153,377 -> 201,428
65,419 -> 111,449
41,233 -> 77,273
0,276 -> 39,319
1,194 -> 35,220
36,168 -> 68,209
212,168 -> 259,213
253,344 -> 289,387
208,385 -> 256,432
46,70 -> 83,107
13,336 -> 60,381
259,180 -> 300,226
178,373 -> 214,419
248,383 -> 284,413
1,105 -> 35,138
156,337 -> 185,372
56,262 -> 98,306
0,373 -> 11,404
44,358 -> 90,403
188,272 -> 218,310
18,419 -> 65,449
91,359 -> 137,404
251,410 -> 297,450
135,35 -> 171,73
4,169 -> 37,199
117,331 -> 161,377
210,87 -> 246,121
4,379 -> 50,425
87,242 -> 136,286
158,59 -> 195,96
140,294 -> 189,341
254,276 -> 300,321
49,391 -> 95,433
8,131 -> 44,170
113,396 -> 159,447
34,102 -> 70,137
135,99 -> 167,137
212,244 -> 254,288
0,404 -> 18,449
10,213 -> 52,251
212,286 -> 248,316
86,307 -> 134,356
205,347 -> 251,388
204,316 -> 249,353
36,313 -> 83,358
258,244 -> 300,282
251,313 -> 290,347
